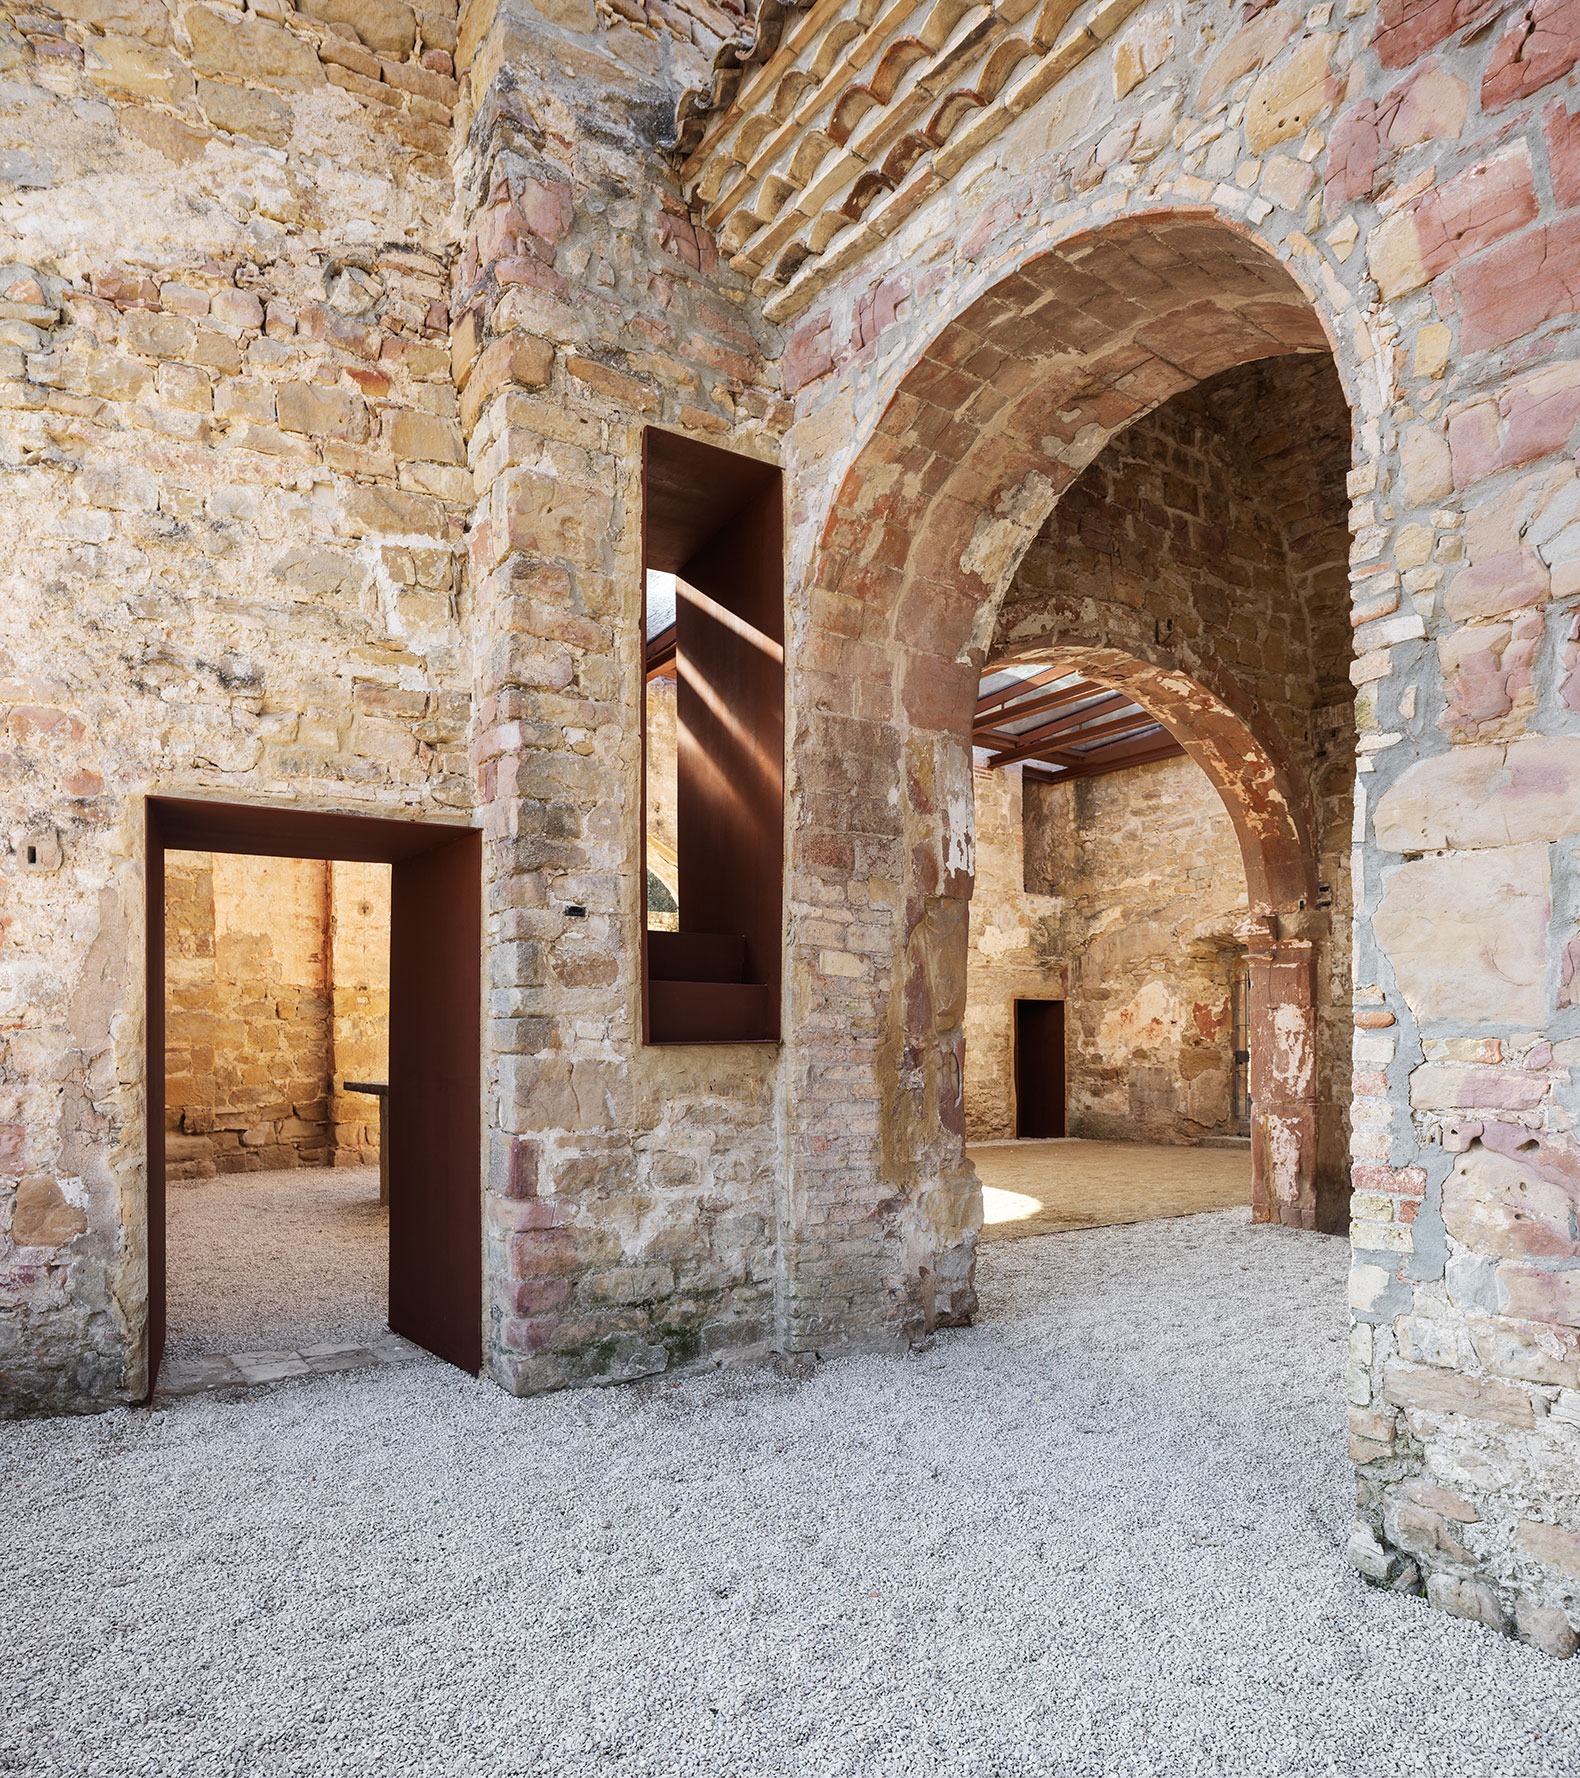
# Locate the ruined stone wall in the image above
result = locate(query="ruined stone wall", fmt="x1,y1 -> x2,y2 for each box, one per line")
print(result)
965,751 -> 1249,1147
162,851 -> 386,1174
997,358 -> 1355,1191
7,0 -> 1580,1663
962,763 -> 1062,1143
328,860 -> 389,1164
0,0 -> 473,1410
1041,758 -> 1249,1146
453,0 -> 787,1394
736,0 -> 1580,1648
164,851 -> 334,1177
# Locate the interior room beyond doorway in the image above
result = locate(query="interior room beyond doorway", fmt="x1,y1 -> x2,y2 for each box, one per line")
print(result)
162,850 -> 392,1370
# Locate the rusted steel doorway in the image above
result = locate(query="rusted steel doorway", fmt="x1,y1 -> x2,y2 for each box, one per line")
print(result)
144,798 -> 483,1394
1013,999 -> 1066,1140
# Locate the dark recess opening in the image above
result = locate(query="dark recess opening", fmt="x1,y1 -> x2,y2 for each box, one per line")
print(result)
642,427 -> 784,1044
1014,999 -> 1067,1139
144,796 -> 483,1395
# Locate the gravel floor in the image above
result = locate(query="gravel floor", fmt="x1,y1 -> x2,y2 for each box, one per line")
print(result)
6,1210 -> 1575,1778
165,1166 -> 386,1360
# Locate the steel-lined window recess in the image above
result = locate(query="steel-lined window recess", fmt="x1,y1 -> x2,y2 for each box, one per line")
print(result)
641,428 -> 784,1044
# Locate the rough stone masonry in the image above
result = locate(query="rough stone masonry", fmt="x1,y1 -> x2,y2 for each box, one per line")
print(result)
2,0 -> 1579,1655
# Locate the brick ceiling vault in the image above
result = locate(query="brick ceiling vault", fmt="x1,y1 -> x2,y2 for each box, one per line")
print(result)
671,0 -> 1153,320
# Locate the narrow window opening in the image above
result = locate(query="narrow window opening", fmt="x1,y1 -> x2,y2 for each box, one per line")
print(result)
642,428 -> 784,1044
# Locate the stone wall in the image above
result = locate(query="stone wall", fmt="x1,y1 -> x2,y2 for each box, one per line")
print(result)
5,0 -> 1580,1661
1044,757 -> 1249,1146
328,860 -> 390,1165
165,852 -> 332,1176
743,0 -> 1580,1647
962,762 -> 1063,1143
0,0 -> 473,1408
162,852 -> 389,1175
965,751 -> 1250,1147
453,0 -> 789,1397
997,357 -> 1355,1197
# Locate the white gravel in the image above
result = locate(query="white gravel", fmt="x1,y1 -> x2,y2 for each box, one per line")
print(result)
5,1209 -> 1575,1778
164,1166 -> 386,1359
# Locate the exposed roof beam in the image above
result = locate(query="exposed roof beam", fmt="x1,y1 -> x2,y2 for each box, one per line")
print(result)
646,624 -> 676,680
974,665 -> 1083,720
987,710 -> 1168,769
1040,735 -> 1187,782
974,692 -> 1134,754
976,682 -> 1126,733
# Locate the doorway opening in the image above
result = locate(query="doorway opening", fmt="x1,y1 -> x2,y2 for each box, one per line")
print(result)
966,691 -> 1261,1239
953,349 -> 1353,1251
145,798 -> 482,1396
1013,999 -> 1065,1139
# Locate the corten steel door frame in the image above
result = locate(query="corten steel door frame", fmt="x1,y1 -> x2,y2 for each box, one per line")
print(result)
1013,998 -> 1067,1140
143,796 -> 483,1395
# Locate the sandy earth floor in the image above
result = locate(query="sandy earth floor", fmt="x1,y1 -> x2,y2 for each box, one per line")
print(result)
6,1211 -> 1575,1778
971,1137 -> 1250,1239
165,1165 -> 387,1360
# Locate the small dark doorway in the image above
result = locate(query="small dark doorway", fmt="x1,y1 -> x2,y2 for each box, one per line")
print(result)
1014,999 -> 1066,1139
145,798 -> 482,1396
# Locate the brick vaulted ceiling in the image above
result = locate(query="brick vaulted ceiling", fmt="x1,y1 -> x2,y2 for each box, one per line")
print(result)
671,0 -> 1152,319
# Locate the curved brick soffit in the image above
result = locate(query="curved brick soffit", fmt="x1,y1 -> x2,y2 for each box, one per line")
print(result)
671,0 -> 1157,319
802,210 -> 1342,920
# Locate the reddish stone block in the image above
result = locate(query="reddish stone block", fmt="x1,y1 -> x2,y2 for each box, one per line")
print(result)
1325,99 -> 1382,205
501,1314 -> 556,1353
853,277 -> 907,351
508,1229 -> 580,1277
505,1136 -> 540,1199
1482,0 -> 1580,109
1352,1162 -> 1428,1198
1547,98 -> 1580,209
1453,214 -> 1580,353
1375,0 -> 1487,68
1497,1262 -> 1580,1326
1384,1359 -> 1537,1426
0,1123 -> 23,1172
784,317 -> 835,394
1415,143 -> 1539,280
506,1276 -> 573,1316
1443,551 -> 1549,623
656,209 -> 718,275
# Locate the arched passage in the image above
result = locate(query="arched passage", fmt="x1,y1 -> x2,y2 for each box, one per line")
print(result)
784,211 -> 1351,1351
971,644 -> 1323,1228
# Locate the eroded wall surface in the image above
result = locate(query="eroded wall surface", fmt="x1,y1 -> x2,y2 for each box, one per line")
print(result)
997,358 -> 1356,1194
329,859 -> 390,1164
962,762 -> 1062,1143
965,753 -> 1250,1147
713,0 -> 1580,1649
165,852 -> 333,1175
0,0 -> 473,1409
162,852 -> 388,1173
